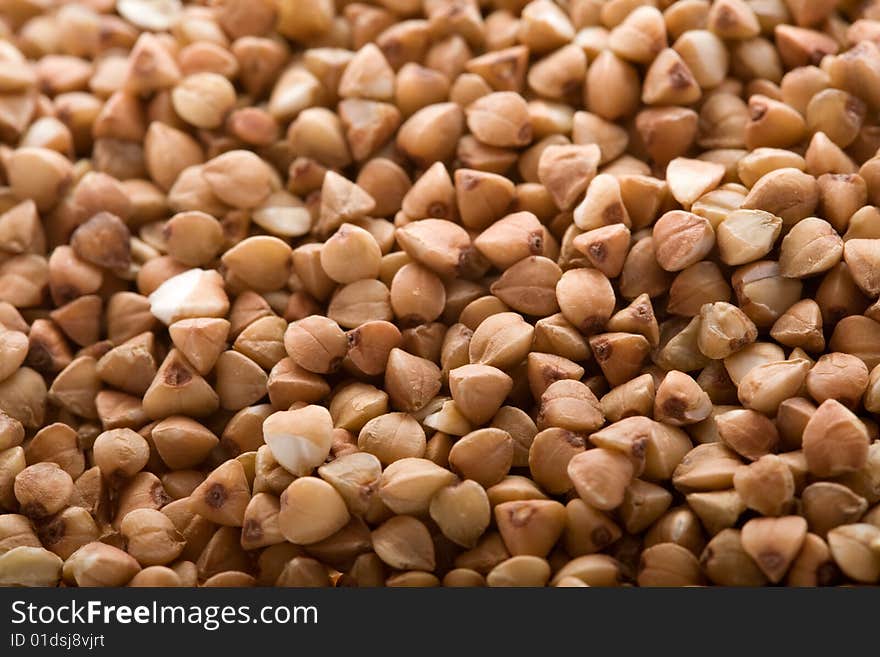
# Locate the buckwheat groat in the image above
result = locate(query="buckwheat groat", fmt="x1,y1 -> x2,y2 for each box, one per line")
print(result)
5,0 -> 880,589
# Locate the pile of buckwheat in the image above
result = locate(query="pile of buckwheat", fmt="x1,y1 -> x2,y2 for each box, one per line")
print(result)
1,0 -> 880,588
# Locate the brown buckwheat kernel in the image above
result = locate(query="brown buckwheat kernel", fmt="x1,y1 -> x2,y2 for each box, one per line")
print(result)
3,0 -> 880,590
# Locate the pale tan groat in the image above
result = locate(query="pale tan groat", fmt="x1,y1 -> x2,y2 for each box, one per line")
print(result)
802,400 -> 870,478
740,516 -> 808,583
279,477 -> 350,546
4,0 -> 880,589
13,463 -> 73,519
120,508 -> 185,567
92,428 -> 150,486
63,542 -> 141,587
